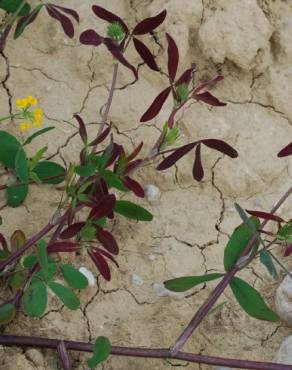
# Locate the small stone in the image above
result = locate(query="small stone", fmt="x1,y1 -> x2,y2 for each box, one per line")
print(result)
145,184 -> 161,204
275,271 -> 292,326
153,283 -> 171,297
25,349 -> 45,367
132,273 -> 144,286
273,335 -> 292,365
79,267 -> 96,287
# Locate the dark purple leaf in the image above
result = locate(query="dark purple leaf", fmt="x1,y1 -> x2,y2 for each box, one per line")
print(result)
103,38 -> 138,80
94,179 -> 109,201
124,159 -> 143,175
175,63 -> 197,86
166,33 -> 179,81
89,194 -> 116,220
47,242 -> 80,253
202,139 -> 238,158
127,142 -> 143,162
193,144 -> 204,181
140,86 -> 171,122
157,142 -> 196,170
0,25 -> 12,52
278,142 -> 292,157
0,233 -> 8,253
92,5 -> 128,33
89,124 -> 111,146
14,6 -> 41,39
284,245 -> 292,257
195,91 -> 226,106
133,37 -> 159,71
79,29 -> 104,46
80,148 -> 86,165
60,222 -> 86,239
122,176 -> 145,198
74,114 -> 87,144
246,210 -> 284,223
88,250 -> 111,281
96,227 -> 119,255
51,5 -> 79,22
46,5 -> 74,38
95,247 -> 119,268
133,9 -> 167,35
194,75 -> 224,94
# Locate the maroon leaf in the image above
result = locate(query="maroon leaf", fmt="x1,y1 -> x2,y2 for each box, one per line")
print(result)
103,38 -> 138,80
94,178 -> 109,201
47,242 -> 80,253
0,25 -> 11,52
278,142 -> 292,157
74,114 -> 87,144
92,5 -> 128,33
89,124 -> 111,146
60,222 -> 86,239
124,159 -> 143,175
14,7 -> 41,39
127,142 -> 143,162
194,75 -> 224,94
284,245 -> 292,257
193,144 -> 204,181
79,29 -> 104,46
157,142 -> 196,170
96,228 -> 119,255
105,143 -> 121,168
0,233 -> 8,253
175,63 -> 197,86
122,176 -> 145,198
133,9 -> 167,35
133,37 -> 159,72
202,139 -> 238,158
166,33 -> 179,81
88,250 -> 111,281
246,210 -> 284,223
80,148 -> 86,165
195,91 -> 226,107
52,5 -> 79,22
89,194 -> 116,220
140,86 -> 171,122
46,5 -> 74,38
94,248 -> 119,268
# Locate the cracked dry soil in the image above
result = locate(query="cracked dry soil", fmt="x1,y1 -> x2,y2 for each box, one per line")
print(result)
0,0 -> 292,369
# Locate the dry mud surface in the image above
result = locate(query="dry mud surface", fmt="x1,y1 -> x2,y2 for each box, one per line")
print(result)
1,0 -> 292,369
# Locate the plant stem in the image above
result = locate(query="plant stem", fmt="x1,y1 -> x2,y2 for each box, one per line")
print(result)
0,0 -> 27,36
171,183 -> 292,355
0,334 -> 291,370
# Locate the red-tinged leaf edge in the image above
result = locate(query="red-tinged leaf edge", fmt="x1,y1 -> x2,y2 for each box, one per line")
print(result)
103,38 -> 138,80
202,139 -> 238,158
246,210 -> 284,223
193,144 -> 204,181
166,33 -> 179,81
74,114 -> 87,144
127,142 -> 143,162
195,91 -> 226,107
122,176 -> 145,198
124,159 -> 143,175
92,5 -> 128,33
133,37 -> 159,72
105,143 -> 121,168
133,9 -> 167,35
51,4 -> 79,22
175,63 -> 197,86
89,194 -> 116,220
140,86 -> 171,122
89,124 -> 111,146
194,75 -> 224,94
96,228 -> 119,255
0,25 -> 12,52
79,29 -> 104,46
14,6 -> 41,39
46,5 -> 74,38
284,245 -> 292,257
0,233 -> 8,253
47,242 -> 80,253
60,222 -> 86,239
278,142 -> 292,157
88,250 -> 111,281
157,142 -> 196,170
94,247 -> 119,268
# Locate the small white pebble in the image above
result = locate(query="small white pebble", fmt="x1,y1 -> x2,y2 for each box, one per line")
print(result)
132,274 -> 144,286
149,254 -> 156,261
145,184 -> 161,204
153,283 -> 170,297
79,267 -> 96,287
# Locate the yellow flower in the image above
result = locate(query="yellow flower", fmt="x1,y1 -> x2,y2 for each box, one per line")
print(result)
27,95 -> 38,106
33,108 -> 43,127
16,95 -> 38,110
19,122 -> 32,132
16,99 -> 27,110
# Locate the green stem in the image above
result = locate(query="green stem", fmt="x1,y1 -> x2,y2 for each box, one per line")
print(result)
0,0 -> 28,36
0,113 -> 21,122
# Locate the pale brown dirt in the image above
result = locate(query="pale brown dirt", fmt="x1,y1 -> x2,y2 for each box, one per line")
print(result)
0,0 -> 292,369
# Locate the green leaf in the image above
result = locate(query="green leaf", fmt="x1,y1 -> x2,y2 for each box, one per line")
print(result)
23,280 -> 47,317
0,130 -> 22,169
114,200 -> 153,221
223,217 -> 260,271
93,217 -> 106,227
30,171 -> 42,184
48,282 -> 80,310
15,146 -> 29,183
14,4 -> 44,39
61,264 -> 88,290
6,183 -> 29,207
0,303 -> 16,325
23,126 -> 54,145
81,224 -> 96,241
277,221 -> 292,241
9,264 -> 25,290
102,170 -> 128,192
260,250 -> 278,279
37,240 -> 48,279
35,263 -> 57,282
164,273 -> 225,292
87,336 -> 111,368
29,146 -> 48,171
230,277 -> 279,322
33,161 -> 65,184
0,0 -> 30,16
75,162 -> 96,177
23,254 -> 37,268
